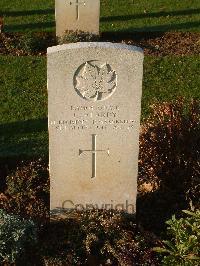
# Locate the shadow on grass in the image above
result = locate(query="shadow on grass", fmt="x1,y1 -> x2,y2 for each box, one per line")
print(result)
101,31 -> 165,41
102,20 -> 200,33
0,118 -> 48,136
0,9 -> 54,17
0,120 -> 48,193
6,19 -> 200,34
101,8 -> 200,22
0,118 -> 48,183
5,21 -> 55,32
3,7 -> 200,32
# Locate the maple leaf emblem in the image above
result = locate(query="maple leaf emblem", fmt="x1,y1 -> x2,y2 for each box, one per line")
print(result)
74,61 -> 117,101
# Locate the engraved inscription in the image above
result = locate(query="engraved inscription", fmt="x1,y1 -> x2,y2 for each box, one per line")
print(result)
79,134 -> 110,178
50,104 -> 138,131
74,61 -> 117,102
69,0 -> 86,20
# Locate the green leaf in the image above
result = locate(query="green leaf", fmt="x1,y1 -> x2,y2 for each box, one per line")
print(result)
153,247 -> 170,253
163,240 -> 178,252
182,210 -> 196,216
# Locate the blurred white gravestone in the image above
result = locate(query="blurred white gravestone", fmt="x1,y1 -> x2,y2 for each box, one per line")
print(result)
55,0 -> 100,37
48,42 -> 144,214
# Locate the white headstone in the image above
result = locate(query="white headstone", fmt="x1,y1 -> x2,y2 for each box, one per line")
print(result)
55,0 -> 100,37
48,42 -> 144,214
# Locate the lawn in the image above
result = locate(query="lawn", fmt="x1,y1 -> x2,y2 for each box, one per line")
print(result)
0,55 -> 199,159
0,0 -> 200,32
0,56 -> 48,159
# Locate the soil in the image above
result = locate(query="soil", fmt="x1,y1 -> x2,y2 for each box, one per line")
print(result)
102,31 -> 200,56
0,31 -> 200,56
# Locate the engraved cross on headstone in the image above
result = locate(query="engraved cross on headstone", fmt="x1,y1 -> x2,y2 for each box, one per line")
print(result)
79,134 -> 110,179
69,0 -> 86,20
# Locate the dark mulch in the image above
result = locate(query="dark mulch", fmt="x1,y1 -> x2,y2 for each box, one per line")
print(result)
0,31 -> 200,56
102,31 -> 200,56
0,32 -> 55,56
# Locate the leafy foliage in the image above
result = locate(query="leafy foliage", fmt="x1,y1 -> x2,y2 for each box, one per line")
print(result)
139,98 -> 200,209
154,209 -> 200,265
0,209 -> 37,263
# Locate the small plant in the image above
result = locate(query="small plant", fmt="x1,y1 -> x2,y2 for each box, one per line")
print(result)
154,209 -> 200,265
57,30 -> 99,44
0,209 -> 37,263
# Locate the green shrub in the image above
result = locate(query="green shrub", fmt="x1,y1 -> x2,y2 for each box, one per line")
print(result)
0,209 -> 37,263
57,30 -> 99,44
154,209 -> 200,265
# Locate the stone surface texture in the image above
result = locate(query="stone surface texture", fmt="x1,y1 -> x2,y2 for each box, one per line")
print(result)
55,0 -> 100,36
48,42 -> 144,214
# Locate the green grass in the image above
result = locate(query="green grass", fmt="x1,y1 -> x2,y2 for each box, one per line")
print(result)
0,56 -> 48,159
101,0 -> 200,33
0,55 -> 199,159
0,56 -> 47,122
0,0 -> 200,32
0,0 -> 55,33
142,55 -> 200,117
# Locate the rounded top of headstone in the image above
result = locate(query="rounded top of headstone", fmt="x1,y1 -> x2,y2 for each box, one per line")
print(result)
47,42 -> 143,55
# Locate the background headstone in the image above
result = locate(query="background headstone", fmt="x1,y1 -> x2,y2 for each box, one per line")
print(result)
48,42 -> 144,214
55,0 -> 100,37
